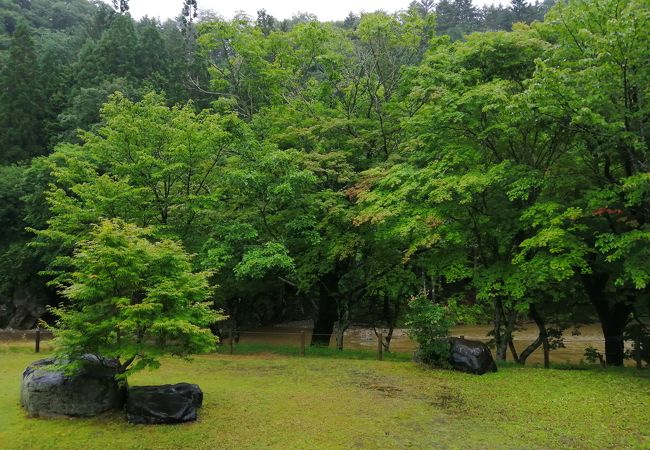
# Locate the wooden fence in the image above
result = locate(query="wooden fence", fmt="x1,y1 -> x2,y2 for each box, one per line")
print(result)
0,327 -> 645,368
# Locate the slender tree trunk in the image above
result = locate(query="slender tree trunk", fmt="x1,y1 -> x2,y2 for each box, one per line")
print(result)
508,338 -> 519,361
335,299 -> 350,350
373,295 -> 399,352
517,304 -> 547,365
582,274 -> 632,366
495,299 -> 517,361
499,312 -> 517,361
334,321 -> 348,350
494,298 -> 503,359
225,298 -> 241,343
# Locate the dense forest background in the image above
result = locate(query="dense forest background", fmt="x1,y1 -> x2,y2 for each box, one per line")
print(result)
0,0 -> 647,366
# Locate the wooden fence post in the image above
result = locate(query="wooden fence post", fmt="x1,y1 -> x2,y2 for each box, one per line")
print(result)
300,331 -> 306,356
635,328 -> 642,370
35,327 -> 41,353
377,332 -> 383,361
543,339 -> 550,369
229,328 -> 234,355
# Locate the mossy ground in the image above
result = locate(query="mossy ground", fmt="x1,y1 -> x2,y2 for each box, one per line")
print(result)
1,346 -> 648,449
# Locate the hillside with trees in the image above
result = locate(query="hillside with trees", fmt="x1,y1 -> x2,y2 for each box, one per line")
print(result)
0,0 -> 647,367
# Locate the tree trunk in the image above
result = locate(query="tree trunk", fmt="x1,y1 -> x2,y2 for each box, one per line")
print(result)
225,298 -> 241,343
334,298 -> 350,350
373,295 -> 399,353
383,329 -> 393,353
311,273 -> 339,346
334,320 -> 348,350
494,298 -> 503,359
495,299 -> 517,361
517,304 -> 547,365
508,338 -> 519,361
582,273 -> 632,366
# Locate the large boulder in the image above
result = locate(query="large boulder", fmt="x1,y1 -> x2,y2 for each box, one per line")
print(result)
21,355 -> 124,417
449,338 -> 497,375
126,383 -> 203,425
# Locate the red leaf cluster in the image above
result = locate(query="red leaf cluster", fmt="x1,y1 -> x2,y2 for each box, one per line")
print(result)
592,207 -> 624,216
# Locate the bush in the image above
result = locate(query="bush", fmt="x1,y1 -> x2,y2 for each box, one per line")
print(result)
404,294 -> 457,366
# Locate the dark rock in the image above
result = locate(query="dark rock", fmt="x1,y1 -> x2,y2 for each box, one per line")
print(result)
448,338 -> 497,375
126,383 -> 203,424
21,355 -> 124,417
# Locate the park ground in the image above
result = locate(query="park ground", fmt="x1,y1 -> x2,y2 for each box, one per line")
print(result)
0,343 -> 649,450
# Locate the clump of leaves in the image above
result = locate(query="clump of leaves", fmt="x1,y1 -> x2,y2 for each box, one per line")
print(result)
584,346 -> 604,366
50,219 -> 223,379
623,323 -> 649,366
404,294 -> 457,367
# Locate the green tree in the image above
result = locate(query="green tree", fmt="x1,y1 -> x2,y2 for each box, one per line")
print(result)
51,218 -> 221,377
355,27 -> 575,362
36,92 -> 249,258
435,0 -> 481,40
0,21 -> 44,162
255,9 -> 276,36
514,0 -> 650,365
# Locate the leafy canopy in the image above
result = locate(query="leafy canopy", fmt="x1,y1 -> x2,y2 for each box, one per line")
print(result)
50,219 -> 222,377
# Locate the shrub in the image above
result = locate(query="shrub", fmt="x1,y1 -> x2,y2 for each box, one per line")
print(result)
404,294 -> 457,366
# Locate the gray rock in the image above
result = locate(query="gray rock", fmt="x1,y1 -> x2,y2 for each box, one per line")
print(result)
126,383 -> 203,424
21,355 -> 125,418
449,338 -> 497,375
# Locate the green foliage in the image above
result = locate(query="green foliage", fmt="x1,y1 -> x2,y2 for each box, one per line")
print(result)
584,345 -> 604,365
0,0 -> 648,372
35,92 -> 248,255
234,243 -> 295,279
50,218 -> 222,377
404,295 -> 457,366
0,21 -> 43,162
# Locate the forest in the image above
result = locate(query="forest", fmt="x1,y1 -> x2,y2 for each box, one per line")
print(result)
0,0 -> 648,368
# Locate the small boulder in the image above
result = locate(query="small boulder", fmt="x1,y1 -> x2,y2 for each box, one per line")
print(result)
449,338 -> 497,375
21,355 -> 124,418
126,383 -> 203,424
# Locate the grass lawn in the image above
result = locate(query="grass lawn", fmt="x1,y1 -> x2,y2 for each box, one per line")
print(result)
0,346 -> 648,450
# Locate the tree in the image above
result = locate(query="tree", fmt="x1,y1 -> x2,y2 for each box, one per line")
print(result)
355,27 -> 577,362
514,0 -> 650,365
111,0 -> 129,14
409,0 -> 435,16
509,0 -> 535,23
51,218 -> 222,377
244,11 -> 435,345
255,9 -> 276,36
435,0 -> 482,40
342,12 -> 359,30
0,161 -> 57,329
182,0 -> 198,24
0,21 -> 44,162
36,91 -> 249,258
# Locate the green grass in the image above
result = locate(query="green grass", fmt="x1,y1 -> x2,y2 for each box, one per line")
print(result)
1,348 -> 648,449
214,342 -> 413,362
